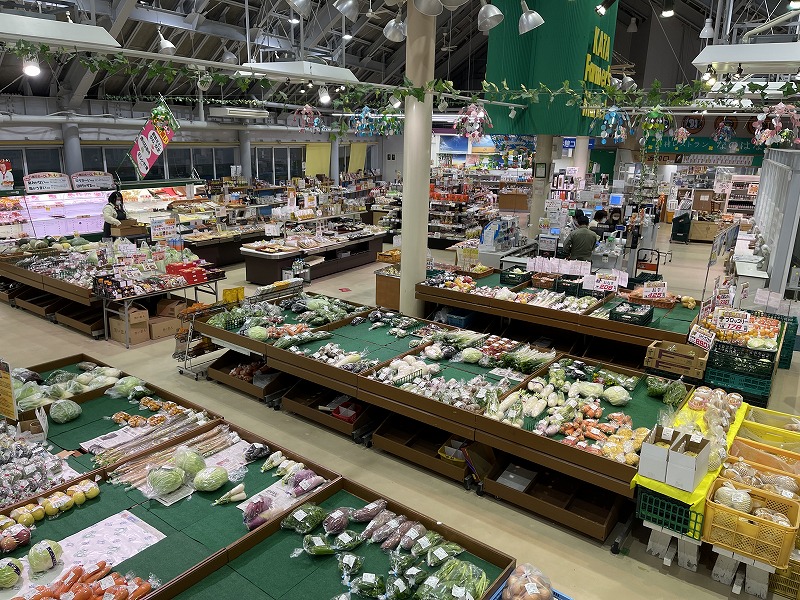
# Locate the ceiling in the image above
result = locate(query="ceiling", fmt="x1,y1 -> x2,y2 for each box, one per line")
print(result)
0,0 -> 795,109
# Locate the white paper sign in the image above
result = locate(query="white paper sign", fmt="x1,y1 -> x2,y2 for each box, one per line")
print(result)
612,268 -> 628,287
594,273 -> 619,293
643,280 -> 668,299
688,324 -> 716,351
718,309 -> 751,332
70,171 -> 115,190
23,172 -> 72,193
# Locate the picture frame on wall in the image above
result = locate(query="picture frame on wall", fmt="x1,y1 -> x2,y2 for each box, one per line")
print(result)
535,162 -> 548,179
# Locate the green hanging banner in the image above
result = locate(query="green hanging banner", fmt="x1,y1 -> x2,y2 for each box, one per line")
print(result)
484,0 -> 617,136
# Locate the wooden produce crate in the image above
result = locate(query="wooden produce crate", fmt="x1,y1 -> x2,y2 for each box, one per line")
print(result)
281,379 -> 378,437
14,287 -> 69,317
455,267 -> 495,279
703,478 -> 799,569
207,350 -> 290,400
375,270 -> 400,311
645,340 -> 708,379
54,304 -> 104,337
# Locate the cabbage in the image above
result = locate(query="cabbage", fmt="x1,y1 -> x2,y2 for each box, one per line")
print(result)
107,376 -> 145,399
44,384 -> 73,400
50,399 -> 82,424
193,466 -> 229,491
247,326 -> 269,341
65,381 -> 88,395
172,447 -> 206,478
17,394 -> 48,411
14,381 -> 42,401
461,348 -> 483,364
602,386 -> 631,406
75,372 -> 96,386
93,367 -> 122,378
0,557 -> 22,588
44,370 -> 75,386
28,540 -> 62,572
147,466 -> 185,496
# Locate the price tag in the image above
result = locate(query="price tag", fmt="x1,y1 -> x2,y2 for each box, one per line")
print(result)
642,280 -> 668,299
338,532 -> 352,544
311,536 -> 325,546
690,433 -> 703,444
525,583 -> 540,594
395,579 -> 407,592
406,528 -> 420,540
418,536 -> 431,549
344,554 -> 356,567
293,509 -> 307,521
741,282 -> 750,300
453,586 -> 466,598
594,273 -> 619,293
99,575 -> 116,591
362,573 -> 376,584
433,547 -> 449,560
661,427 -> 674,441
688,324 -> 716,351
718,310 -> 751,332
715,289 -> 732,308
424,577 -> 439,587
699,298 -> 713,323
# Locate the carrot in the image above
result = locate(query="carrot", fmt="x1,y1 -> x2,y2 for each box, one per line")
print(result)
96,586 -> 128,600
80,562 -> 110,583
11,587 -> 55,600
128,581 -> 151,600
90,573 -> 126,596
52,565 -> 84,595
585,427 -> 608,442
66,583 -> 93,600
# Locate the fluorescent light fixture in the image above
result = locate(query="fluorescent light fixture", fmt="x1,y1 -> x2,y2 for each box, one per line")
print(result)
661,0 -> 674,18
388,94 -> 402,109
319,85 -> 331,104
22,56 -> 40,77
0,13 -> 121,52
595,0 -> 614,16
342,29 -> 353,40
208,107 -> 271,118
478,0 -> 504,31
157,28 -> 176,55
518,0 -> 544,34
790,0 -> 800,8
627,16 -> 637,32
699,17 -> 714,38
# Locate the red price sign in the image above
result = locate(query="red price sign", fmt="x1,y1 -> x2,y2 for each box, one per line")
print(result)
699,298 -> 713,323
688,325 -> 716,351
718,310 -> 751,332
642,281 -> 668,299
594,273 -> 619,293
715,289 -> 732,307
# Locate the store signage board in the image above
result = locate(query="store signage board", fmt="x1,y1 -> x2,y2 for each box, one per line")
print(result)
612,268 -> 628,287
715,289 -> 732,308
23,172 -> 72,194
0,359 -> 17,421
700,298 -> 713,322
688,325 -> 716,352
71,171 -> 114,190
643,280 -> 668,299
128,100 -> 179,179
718,309 -> 750,332
150,217 -> 177,242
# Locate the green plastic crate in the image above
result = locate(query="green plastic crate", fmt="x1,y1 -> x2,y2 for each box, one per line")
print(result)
704,367 -> 771,406
707,352 -> 775,378
636,487 -> 703,540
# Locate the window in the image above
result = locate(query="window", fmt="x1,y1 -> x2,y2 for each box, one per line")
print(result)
339,145 -> 350,176
0,149 -> 24,186
104,148 -> 136,181
274,147 -> 289,184
167,147 -> 192,178
254,148 -> 274,184
192,148 -> 215,180
25,148 -> 62,174
143,152 -> 165,180
215,148 -> 235,179
289,147 -> 304,180
81,147 -> 105,172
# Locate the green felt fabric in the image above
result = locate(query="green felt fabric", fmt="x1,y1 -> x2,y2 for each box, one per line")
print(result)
173,565 -> 275,600
653,317 -> 692,334
385,337 -> 417,353
331,321 -> 399,347
444,361 -> 503,382
47,394 -> 150,438
229,490 -> 502,600
364,347 -> 404,365
666,304 -> 700,322
114,527 -> 213,585
65,455 -> 90,473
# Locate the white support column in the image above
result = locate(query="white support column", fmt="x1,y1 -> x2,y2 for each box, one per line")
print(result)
61,122 -> 83,175
330,137 -> 340,185
530,134 -> 553,235
573,135 -> 591,183
398,0 -> 435,317
239,128 -> 252,182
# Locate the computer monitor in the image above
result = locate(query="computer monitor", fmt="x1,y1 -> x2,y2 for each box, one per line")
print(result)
616,225 -> 625,232
595,205 -> 604,211
609,193 -> 624,206
550,228 -> 560,235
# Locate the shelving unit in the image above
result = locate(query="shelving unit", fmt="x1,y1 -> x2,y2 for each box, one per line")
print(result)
0,190 -> 107,239
726,174 -> 760,214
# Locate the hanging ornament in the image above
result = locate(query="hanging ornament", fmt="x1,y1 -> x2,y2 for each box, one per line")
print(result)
712,120 -> 735,146
638,105 -> 675,144
673,127 -> 690,144
592,105 -> 632,144
453,103 -> 492,141
350,106 -> 376,136
293,104 -> 322,133
752,102 -> 800,146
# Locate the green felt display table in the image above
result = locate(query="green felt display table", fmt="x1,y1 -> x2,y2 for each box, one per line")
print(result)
229,490 -> 502,600
173,565 -> 275,600
47,394 -> 150,440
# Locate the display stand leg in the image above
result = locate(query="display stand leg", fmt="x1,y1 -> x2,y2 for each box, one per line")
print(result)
645,529 -> 672,558
102,299 -> 109,341
677,539 -> 700,572
744,564 -> 770,599
124,299 -> 131,349
731,564 -> 745,595
662,539 -> 677,567
712,554 -> 741,585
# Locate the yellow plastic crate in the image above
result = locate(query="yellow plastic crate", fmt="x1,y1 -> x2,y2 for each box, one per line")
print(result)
770,559 -> 800,600
703,478 -> 799,569
731,438 -> 800,474
738,421 -> 800,453
747,406 -> 800,430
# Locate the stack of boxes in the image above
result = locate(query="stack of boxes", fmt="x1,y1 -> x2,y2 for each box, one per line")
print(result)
166,262 -> 208,284
108,298 -> 187,345
639,425 -> 711,492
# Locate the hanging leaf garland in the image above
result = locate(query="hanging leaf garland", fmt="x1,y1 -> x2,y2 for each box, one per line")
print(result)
637,105 -> 675,144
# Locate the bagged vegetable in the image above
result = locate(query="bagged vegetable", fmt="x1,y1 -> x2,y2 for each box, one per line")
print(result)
44,370 -> 74,386
338,553 -> 364,582
370,515 -> 408,543
404,565 -> 428,588
646,376 -> 669,398
281,503 -> 327,534
27,539 -> 62,572
385,575 -> 414,600
427,542 -> 464,567
193,466 -> 229,492
93,366 -> 122,378
147,465 -> 186,497
351,573 -> 385,598
331,530 -> 363,551
663,379 -> 688,406
172,446 -> 207,478
363,509 -> 396,539
352,498 -> 387,522
76,361 -> 97,372
411,531 -> 444,557
460,348 -> 484,364
49,399 -> 82,424
11,368 -> 41,383
244,443 -> 270,462
389,551 -> 416,575
261,450 -> 285,472
602,386 -> 631,407
400,522 -> 427,550
302,534 -> 335,556
323,508 -> 353,534
0,557 -> 22,588
107,376 -> 146,399
502,563 -> 552,600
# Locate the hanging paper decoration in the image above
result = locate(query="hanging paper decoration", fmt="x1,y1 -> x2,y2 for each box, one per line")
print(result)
453,103 -> 492,141
752,102 -> 800,147
673,127 -> 690,144
593,105 -> 632,144
637,105 -> 675,144
350,106 -> 376,136
293,104 -> 323,133
712,120 -> 736,146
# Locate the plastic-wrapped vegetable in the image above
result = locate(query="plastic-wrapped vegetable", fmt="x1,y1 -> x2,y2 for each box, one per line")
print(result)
389,551 -> 416,575
93,366 -> 122,378
352,498 -> 388,522
663,379 -> 688,406
27,540 -> 62,572
193,466 -> 229,492
281,503 -> 327,534
363,509 -> 396,538
338,553 -> 364,582
261,451 -> 285,472
76,361 -> 97,372
460,347 -> 484,364
382,520 -> 415,552
75,372 -> 97,386
49,399 -> 82,424
323,508 -> 352,534
371,515 -> 408,543
11,368 -> 41,383
172,447 -> 207,478
17,393 -> 48,411
302,534 -> 335,556
106,376 -> 146,399
331,530 -> 363,551
385,575 -> 414,600
426,542 -> 464,567
501,563 -> 552,600
128,385 -> 153,401
351,573 -> 386,598
411,531 -> 444,557
44,370 -> 75,386
403,565 -> 428,588
602,386 -> 631,407
646,376 -> 669,398
292,475 -> 325,497
400,522 -> 427,550
244,443 -> 270,462
0,557 -> 22,588
147,465 -> 185,497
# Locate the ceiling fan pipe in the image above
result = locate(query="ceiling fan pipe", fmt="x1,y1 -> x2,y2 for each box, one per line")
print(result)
741,9 -> 800,42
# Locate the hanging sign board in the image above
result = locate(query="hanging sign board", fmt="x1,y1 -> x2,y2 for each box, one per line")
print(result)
717,309 -> 751,332
642,280 -> 668,299
23,172 -> 72,194
0,359 -> 17,421
128,100 -> 179,180
688,325 -> 716,352
71,171 -> 115,190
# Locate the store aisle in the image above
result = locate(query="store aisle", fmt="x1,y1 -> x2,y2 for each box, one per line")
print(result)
2,255 -> 798,600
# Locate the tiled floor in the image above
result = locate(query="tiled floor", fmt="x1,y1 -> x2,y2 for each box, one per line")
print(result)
1,224 -> 798,600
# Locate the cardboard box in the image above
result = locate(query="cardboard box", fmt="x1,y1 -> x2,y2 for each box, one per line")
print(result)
666,433 -> 711,492
111,225 -> 148,237
108,302 -> 149,324
645,340 -> 708,369
638,425 -> 681,482
109,317 -> 150,345
149,316 -> 181,339
157,298 -> 190,318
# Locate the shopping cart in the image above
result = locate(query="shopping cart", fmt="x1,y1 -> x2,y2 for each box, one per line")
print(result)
629,248 -> 672,286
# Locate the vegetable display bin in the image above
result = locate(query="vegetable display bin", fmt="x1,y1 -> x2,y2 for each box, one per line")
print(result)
446,309 -> 475,328
499,268 -> 533,286
707,351 -> 774,378
703,478 -> 799,569
703,367 -> 772,407
609,302 -> 654,326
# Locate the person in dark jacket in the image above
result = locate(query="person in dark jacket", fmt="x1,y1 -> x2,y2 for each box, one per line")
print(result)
102,191 -> 127,238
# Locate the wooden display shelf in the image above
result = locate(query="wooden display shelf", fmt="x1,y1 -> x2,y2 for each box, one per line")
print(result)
375,272 -> 400,310
372,414 -> 471,483
206,350 -> 292,400
193,318 -> 271,355
281,380 -> 378,436
54,304 -> 104,337
14,288 -> 69,317
482,452 -> 624,541
0,280 -> 25,304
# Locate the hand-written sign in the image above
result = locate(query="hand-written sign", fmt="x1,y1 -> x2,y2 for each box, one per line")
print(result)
23,172 -> 72,194
717,309 -> 751,332
688,325 -> 716,352
642,280 -> 668,299
594,273 -> 619,293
